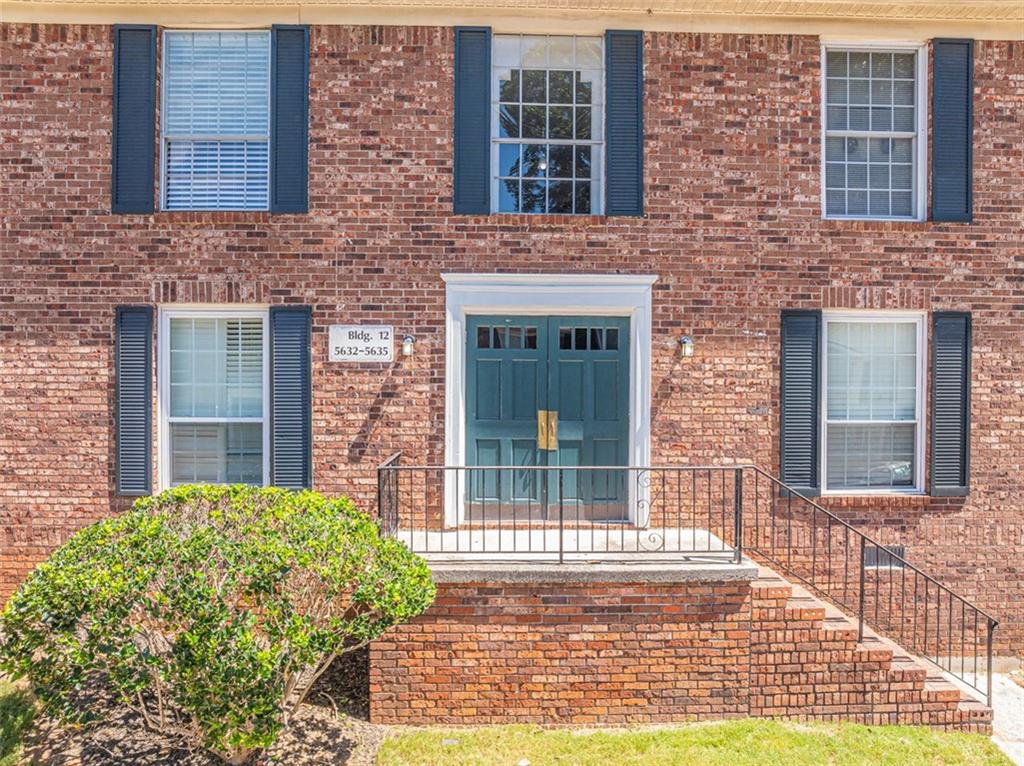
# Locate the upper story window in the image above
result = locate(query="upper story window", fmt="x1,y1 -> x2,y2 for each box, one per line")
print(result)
823,313 -> 925,493
161,31 -> 271,211
492,35 -> 603,215
822,46 -> 926,220
160,309 -> 269,487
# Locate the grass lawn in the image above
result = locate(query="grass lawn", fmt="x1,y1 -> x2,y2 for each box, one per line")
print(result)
377,719 -> 1012,766
0,678 -> 35,766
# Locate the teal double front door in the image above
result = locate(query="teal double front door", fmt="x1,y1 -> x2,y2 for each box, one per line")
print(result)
466,315 -> 630,521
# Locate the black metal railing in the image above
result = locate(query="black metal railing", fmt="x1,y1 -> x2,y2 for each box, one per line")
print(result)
376,458 -> 744,563
741,467 -> 998,707
376,456 -> 997,706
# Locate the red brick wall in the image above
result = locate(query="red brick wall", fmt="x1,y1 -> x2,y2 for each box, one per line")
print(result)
371,580 -> 752,724
1,24 -> 1021,651
370,576 -> 991,729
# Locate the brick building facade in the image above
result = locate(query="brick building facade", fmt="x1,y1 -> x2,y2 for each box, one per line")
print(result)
1,1 -> 1022,721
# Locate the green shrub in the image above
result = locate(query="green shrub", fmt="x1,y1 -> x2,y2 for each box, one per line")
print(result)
0,485 -> 435,765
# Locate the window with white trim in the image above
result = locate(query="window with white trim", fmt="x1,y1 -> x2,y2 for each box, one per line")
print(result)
823,314 -> 925,493
162,31 -> 270,211
161,310 -> 269,486
492,35 -> 603,214
823,47 -> 924,220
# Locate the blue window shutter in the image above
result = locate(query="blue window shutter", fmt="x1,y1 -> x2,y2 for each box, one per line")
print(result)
453,27 -> 491,214
931,39 -> 973,222
605,30 -> 643,217
780,310 -> 821,496
115,306 -> 153,495
111,25 -> 156,214
931,312 -> 971,496
270,306 -> 312,489
271,25 -> 310,214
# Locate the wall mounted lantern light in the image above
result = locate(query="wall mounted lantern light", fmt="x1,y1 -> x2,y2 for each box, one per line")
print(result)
402,335 -> 416,357
678,335 -> 695,357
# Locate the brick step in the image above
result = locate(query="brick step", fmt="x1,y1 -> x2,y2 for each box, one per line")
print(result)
753,561 -> 990,730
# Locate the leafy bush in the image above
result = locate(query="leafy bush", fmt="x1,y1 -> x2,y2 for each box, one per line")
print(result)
0,485 -> 434,765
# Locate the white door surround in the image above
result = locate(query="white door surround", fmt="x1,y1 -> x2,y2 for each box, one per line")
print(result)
442,273 -> 657,525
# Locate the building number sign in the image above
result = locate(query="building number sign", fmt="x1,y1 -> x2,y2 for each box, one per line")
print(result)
329,325 -> 394,363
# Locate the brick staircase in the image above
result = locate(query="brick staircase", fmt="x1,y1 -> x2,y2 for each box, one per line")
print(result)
750,565 -> 992,732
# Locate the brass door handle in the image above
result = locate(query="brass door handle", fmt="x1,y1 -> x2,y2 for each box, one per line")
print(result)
537,410 -> 558,450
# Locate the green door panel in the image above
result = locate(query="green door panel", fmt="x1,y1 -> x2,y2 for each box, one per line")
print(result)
547,317 -> 630,518
466,316 -> 548,504
466,314 -> 630,519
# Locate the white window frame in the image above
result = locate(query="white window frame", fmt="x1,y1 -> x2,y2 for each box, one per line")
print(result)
820,310 -> 927,495
159,29 -> 272,212
819,41 -> 929,222
157,306 -> 271,490
490,34 -> 606,215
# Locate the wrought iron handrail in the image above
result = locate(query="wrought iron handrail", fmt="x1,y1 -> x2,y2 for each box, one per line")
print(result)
744,466 -> 998,706
375,453 -> 998,705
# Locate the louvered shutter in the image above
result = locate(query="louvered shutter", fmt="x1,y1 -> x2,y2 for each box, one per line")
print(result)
111,26 -> 156,214
270,306 -> 312,489
271,25 -> 310,214
605,30 -> 643,216
453,27 -> 491,214
931,39 -> 973,222
116,306 -> 153,495
163,31 -> 271,211
780,310 -> 821,495
930,312 -> 971,495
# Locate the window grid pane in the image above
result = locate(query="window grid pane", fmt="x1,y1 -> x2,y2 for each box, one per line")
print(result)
170,423 -> 263,485
825,320 -> 919,491
824,49 -> 917,219
165,140 -> 269,211
169,317 -> 263,419
493,35 -> 603,215
826,423 -> 916,490
163,31 -> 270,211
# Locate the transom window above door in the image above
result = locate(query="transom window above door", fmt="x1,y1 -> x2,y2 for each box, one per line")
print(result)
492,35 -> 604,215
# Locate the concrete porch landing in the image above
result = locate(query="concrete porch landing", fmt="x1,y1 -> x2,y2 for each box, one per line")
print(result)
396,525 -> 733,563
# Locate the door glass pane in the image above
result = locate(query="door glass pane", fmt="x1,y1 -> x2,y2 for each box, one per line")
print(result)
605,327 -> 618,350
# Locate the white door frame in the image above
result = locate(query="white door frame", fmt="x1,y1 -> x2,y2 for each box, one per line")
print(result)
442,273 -> 657,526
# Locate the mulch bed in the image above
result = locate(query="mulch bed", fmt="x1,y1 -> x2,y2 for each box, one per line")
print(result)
19,648 -> 385,766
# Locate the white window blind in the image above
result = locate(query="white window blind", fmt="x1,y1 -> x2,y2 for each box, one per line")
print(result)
824,318 -> 922,492
166,316 -> 266,485
162,31 -> 270,211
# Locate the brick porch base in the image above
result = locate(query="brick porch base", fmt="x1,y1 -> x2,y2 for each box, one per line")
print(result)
369,563 -> 991,731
